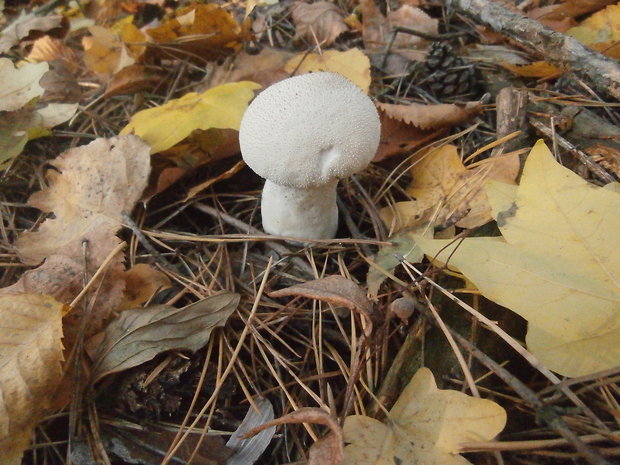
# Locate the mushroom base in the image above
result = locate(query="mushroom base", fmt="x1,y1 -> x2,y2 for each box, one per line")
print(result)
261,180 -> 339,239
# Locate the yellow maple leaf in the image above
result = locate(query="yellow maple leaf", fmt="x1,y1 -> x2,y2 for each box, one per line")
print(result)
413,140 -> 620,377
121,81 -> 260,154
0,294 -> 64,465
567,3 -> 620,58
342,367 -> 506,465
284,48 -> 371,93
380,145 -> 519,234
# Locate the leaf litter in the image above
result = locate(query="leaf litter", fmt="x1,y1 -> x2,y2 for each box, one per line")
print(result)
1,0 -> 619,464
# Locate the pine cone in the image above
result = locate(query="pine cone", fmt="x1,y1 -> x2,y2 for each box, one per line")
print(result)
422,42 -> 478,99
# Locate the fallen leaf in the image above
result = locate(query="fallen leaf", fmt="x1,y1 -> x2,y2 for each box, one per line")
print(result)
0,107 -> 42,167
0,59 -> 48,112
17,135 -> 150,265
208,48 -> 292,89
27,36 -> 80,71
103,65 -> 162,98
82,25 -> 140,77
361,0 -> 437,72
146,3 -> 246,60
120,81 -> 260,154
270,275 -> 375,334
120,264 -> 172,309
284,48 -> 371,93
377,101 -> 483,131
185,159 -> 246,200
587,143 -> 620,179
91,292 -> 240,382
243,408 -> 343,465
37,60 -> 82,103
530,0 -> 618,31
0,12 -> 64,53
0,294 -> 64,465
380,144 -> 519,233
291,1 -> 347,46
413,141 -> 620,377
342,367 -> 506,465
226,398 -> 276,465
567,3 -> 620,58
502,61 -> 564,78
374,111 -> 443,161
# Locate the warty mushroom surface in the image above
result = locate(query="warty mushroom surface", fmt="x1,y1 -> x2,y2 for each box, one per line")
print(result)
239,72 -> 381,240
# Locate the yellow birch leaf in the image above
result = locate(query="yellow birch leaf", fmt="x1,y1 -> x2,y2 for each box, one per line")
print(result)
0,294 -> 64,465
342,367 -> 506,465
284,48 -> 371,93
412,140 -> 620,377
567,3 -> 620,58
121,81 -> 260,154
502,61 -> 563,78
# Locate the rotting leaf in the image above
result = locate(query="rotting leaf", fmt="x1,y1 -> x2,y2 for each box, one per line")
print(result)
270,275 -> 375,334
342,367 -> 506,465
120,81 -> 260,154
0,294 -> 65,465
120,264 -> 172,309
284,48 -> 371,93
413,141 -> 620,377
243,408 -> 343,465
91,292 -> 240,382
291,1 -> 347,46
17,135 -> 151,265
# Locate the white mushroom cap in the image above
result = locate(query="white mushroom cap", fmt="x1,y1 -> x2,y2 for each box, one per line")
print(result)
239,72 -> 380,188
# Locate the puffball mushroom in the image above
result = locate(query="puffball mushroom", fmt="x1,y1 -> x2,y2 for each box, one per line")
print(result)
239,72 -> 381,239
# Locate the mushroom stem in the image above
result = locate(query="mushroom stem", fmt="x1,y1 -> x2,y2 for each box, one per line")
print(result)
261,179 -> 339,239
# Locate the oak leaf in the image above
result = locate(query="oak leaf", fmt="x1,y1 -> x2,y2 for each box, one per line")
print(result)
121,81 -> 260,154
284,48 -> 371,93
0,294 -> 64,465
413,141 -> 620,377
342,367 -> 506,465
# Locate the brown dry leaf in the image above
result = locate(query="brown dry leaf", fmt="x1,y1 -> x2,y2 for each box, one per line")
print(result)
586,143 -> 620,178
0,12 -> 64,53
82,25 -> 138,77
361,0 -> 437,72
120,264 -> 172,309
0,294 -> 64,465
291,1 -> 348,46
1,136 -> 150,345
208,48 -> 292,89
103,64 -> 161,98
27,36 -> 80,72
503,61 -> 564,78
529,0 -> 617,31
284,48 -> 371,93
91,292 -> 239,382
243,408 -> 344,465
342,367 -> 506,465
185,159 -> 245,200
270,275 -> 375,334
38,60 -> 82,103
374,111 -> 443,161
380,144 -> 519,233
146,3 -> 246,60
377,101 -> 483,131
17,135 -> 150,265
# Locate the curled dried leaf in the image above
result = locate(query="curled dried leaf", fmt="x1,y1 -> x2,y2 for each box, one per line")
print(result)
270,275 -> 375,334
377,101 -> 483,131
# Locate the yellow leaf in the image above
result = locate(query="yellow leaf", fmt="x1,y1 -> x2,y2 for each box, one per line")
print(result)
502,61 -> 563,78
413,140 -> 620,377
342,367 -> 506,465
121,81 -> 260,154
284,48 -> 371,93
567,3 -> 620,58
0,294 -> 64,464
380,145 -> 519,233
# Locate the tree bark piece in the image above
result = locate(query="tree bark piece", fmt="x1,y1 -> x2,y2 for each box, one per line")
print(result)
451,0 -> 620,100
